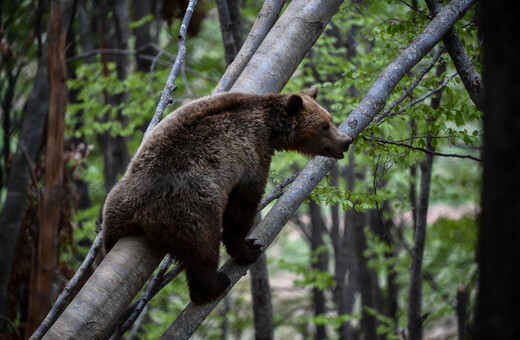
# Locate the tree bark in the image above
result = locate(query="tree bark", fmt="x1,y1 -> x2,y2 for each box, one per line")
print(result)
250,253 -> 274,340
214,0 -> 285,93
0,0 -> 73,321
97,0 -> 130,192
309,200 -> 329,340
475,1 -> 520,339
41,237 -> 163,340
26,1 -> 69,336
133,0 -> 156,72
216,0 -> 242,66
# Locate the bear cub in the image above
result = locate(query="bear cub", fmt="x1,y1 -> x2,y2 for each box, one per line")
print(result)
103,86 -> 352,304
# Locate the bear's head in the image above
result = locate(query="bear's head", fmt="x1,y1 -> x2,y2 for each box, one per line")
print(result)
286,85 -> 352,159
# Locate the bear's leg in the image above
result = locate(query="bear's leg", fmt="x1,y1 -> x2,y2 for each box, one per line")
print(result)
182,226 -> 231,304
222,185 -> 263,265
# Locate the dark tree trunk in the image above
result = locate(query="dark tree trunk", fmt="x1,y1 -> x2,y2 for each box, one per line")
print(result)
456,285 -> 468,340
407,53 -> 445,340
26,1 -> 70,336
97,0 -> 130,192
356,211 -> 380,340
133,0 -> 157,72
309,200 -> 329,340
216,0 -> 242,66
0,3 -> 53,324
475,1 -> 520,339
250,253 -> 274,340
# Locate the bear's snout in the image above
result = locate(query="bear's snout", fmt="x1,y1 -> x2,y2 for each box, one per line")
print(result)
321,130 -> 352,160
338,132 -> 352,152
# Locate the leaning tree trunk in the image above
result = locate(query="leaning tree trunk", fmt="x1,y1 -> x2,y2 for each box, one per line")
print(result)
41,0 -> 475,338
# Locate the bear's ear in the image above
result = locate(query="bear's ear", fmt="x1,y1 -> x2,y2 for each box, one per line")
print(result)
286,94 -> 303,115
300,85 -> 319,99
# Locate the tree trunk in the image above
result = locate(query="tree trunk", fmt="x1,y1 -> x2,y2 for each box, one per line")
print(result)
97,0 -> 130,192
356,212 -> 379,340
0,0 -> 73,321
26,1 -> 69,336
456,285 -> 468,340
250,253 -> 274,340
133,0 -> 156,72
336,157 -> 358,340
406,52 -> 445,340
475,1 -> 520,339
309,200 -> 329,340
216,0 -> 242,66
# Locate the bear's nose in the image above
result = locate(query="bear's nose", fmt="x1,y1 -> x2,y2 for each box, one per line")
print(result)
339,133 -> 352,151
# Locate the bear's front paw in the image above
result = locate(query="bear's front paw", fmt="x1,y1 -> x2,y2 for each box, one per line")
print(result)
234,239 -> 263,265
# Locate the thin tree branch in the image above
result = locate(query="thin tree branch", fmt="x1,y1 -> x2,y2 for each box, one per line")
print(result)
373,71 -> 458,125
364,136 -> 481,161
141,0 -> 197,141
257,173 -> 299,212
381,46 -> 445,118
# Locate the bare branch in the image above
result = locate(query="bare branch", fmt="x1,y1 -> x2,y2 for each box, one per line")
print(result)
257,173 -> 299,212
373,71 -> 458,125
380,47 -> 445,118
141,0 -> 198,141
364,136 -> 481,161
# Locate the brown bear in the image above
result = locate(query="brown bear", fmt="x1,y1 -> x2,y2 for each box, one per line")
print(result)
102,85 -> 351,304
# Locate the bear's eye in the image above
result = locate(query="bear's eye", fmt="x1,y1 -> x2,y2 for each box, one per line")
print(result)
321,124 -> 330,132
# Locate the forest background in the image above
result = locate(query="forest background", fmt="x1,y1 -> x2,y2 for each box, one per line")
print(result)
0,0 -> 517,339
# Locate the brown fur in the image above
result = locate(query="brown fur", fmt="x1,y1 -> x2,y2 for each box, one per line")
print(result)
102,86 -> 351,304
